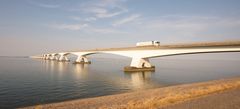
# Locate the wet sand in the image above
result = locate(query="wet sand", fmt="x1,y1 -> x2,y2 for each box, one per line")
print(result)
22,77 -> 240,109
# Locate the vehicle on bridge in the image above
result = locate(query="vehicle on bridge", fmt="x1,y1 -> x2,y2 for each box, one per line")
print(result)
136,41 -> 160,47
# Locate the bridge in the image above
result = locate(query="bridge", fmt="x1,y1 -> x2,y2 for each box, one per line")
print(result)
32,41 -> 240,72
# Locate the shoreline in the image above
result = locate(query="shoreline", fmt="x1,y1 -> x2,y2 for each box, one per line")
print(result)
22,77 -> 240,109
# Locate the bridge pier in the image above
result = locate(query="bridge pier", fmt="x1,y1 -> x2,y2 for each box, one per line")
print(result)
73,56 -> 91,64
54,55 -> 59,60
42,54 -> 46,59
50,54 -> 58,60
124,58 -> 155,72
43,55 -> 47,59
58,54 -> 70,62
45,54 -> 51,60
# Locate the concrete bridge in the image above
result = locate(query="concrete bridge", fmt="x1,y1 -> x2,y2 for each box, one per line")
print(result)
33,41 -> 240,72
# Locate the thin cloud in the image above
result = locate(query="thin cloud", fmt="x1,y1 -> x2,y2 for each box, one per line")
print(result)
96,10 -> 126,18
143,15 -> 221,31
27,0 -> 61,9
131,15 -> 240,41
83,6 -> 128,18
37,3 -> 60,8
76,0 -> 128,19
70,16 -> 97,22
86,7 -> 108,14
50,23 -> 127,34
53,23 -> 89,31
90,27 -> 127,34
112,14 -> 141,26
70,16 -> 82,21
85,17 -> 97,22
94,28 -> 117,33
96,0 -> 126,7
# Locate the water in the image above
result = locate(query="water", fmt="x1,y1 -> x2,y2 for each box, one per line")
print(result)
0,53 -> 240,108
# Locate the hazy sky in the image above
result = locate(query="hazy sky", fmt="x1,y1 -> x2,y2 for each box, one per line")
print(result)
0,0 -> 240,56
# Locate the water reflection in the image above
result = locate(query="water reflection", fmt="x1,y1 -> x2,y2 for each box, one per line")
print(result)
1,56 -> 240,108
124,71 -> 154,89
44,60 -> 50,72
73,64 -> 89,79
41,59 -> 157,90
50,60 -> 56,73
42,60 -> 70,77
42,60 -> 90,79
57,61 -> 69,73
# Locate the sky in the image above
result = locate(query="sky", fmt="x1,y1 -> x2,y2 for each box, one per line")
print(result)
0,0 -> 240,56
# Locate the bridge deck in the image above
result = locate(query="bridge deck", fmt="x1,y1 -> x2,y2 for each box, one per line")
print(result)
77,41 -> 240,52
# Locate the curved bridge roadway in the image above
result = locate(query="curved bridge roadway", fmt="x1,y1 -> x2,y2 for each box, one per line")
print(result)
32,41 -> 240,71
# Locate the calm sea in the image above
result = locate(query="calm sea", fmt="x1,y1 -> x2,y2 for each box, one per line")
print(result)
0,53 -> 240,108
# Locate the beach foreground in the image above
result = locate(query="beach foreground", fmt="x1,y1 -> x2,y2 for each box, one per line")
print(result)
23,77 -> 240,109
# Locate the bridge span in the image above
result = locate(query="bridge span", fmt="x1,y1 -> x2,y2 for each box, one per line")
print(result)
32,41 -> 240,72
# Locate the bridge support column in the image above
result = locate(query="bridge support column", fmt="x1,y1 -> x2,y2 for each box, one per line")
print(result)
54,55 -> 59,60
124,58 -> 155,72
58,54 -> 70,62
50,54 -> 57,60
73,56 -> 91,64
43,55 -> 46,59
45,54 -> 51,60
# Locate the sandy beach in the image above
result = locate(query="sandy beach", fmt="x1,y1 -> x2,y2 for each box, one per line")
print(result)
22,77 -> 240,109
161,87 -> 240,109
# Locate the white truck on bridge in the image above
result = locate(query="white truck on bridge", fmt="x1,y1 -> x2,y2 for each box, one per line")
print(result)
136,41 -> 160,47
